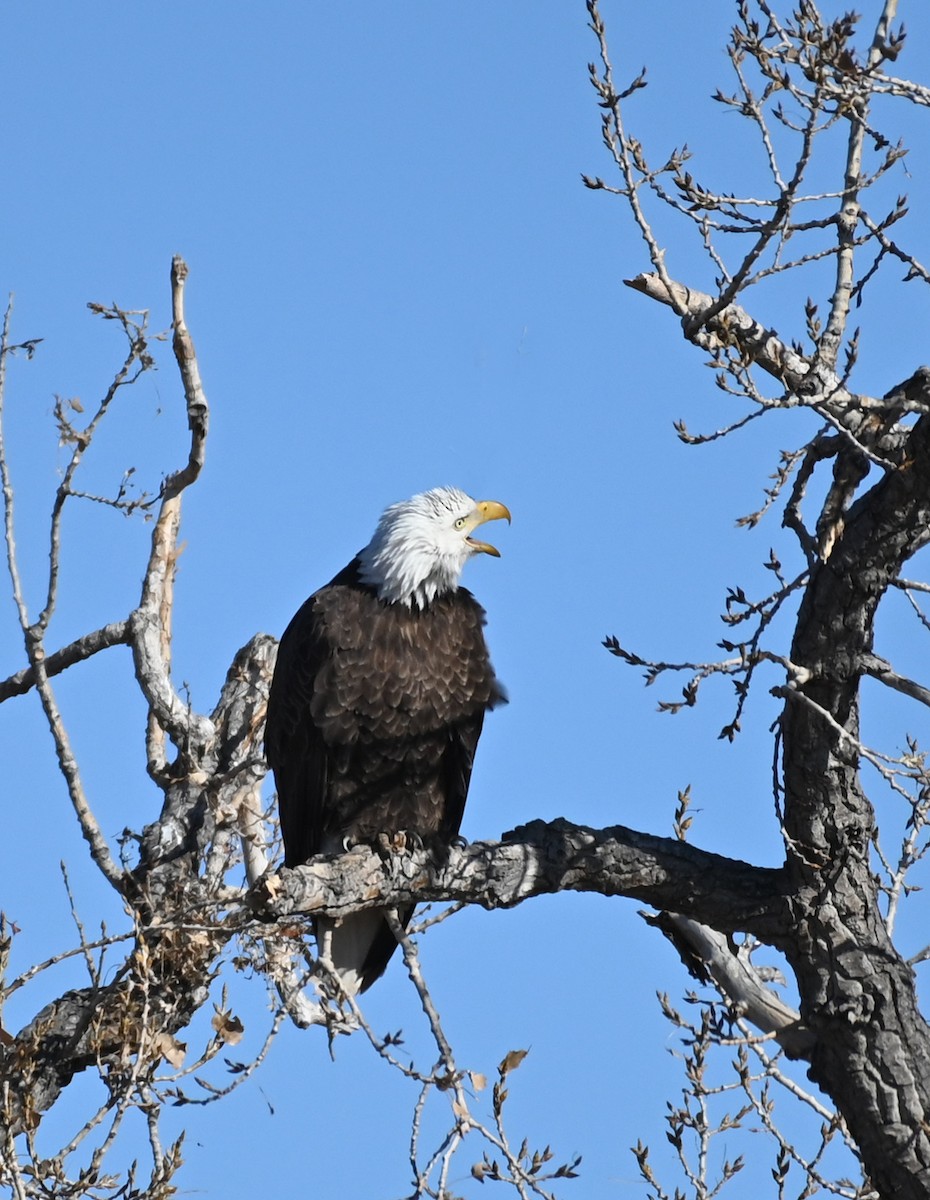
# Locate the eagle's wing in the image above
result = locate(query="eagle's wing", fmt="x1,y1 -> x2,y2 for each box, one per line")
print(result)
265,591 -> 331,869
439,711 -> 486,842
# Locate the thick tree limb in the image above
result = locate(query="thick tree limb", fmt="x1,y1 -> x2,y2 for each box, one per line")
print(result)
250,818 -> 788,938
7,803 -> 787,1138
776,396 -> 930,1199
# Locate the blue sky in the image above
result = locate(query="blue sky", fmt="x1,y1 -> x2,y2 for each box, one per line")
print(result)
3,2 -> 930,1197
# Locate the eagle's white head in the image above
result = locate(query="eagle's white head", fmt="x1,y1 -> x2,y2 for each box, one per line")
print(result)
358,486 -> 511,609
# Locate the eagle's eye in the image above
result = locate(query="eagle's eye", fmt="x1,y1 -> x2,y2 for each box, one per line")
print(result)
454,516 -> 467,530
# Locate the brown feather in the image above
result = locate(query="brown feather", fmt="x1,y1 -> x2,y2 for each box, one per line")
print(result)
265,557 -> 504,991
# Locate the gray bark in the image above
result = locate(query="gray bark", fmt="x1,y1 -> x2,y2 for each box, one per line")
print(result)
778,404 -> 930,1198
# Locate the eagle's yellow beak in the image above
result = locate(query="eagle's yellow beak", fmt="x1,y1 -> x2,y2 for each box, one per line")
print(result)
465,500 -> 512,557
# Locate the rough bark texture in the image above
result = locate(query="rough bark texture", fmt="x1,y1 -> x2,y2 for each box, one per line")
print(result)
252,818 -> 787,935
0,634 -> 275,1140
779,410 -> 930,1197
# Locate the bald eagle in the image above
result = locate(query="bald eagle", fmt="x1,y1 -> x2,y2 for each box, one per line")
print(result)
265,486 -> 509,994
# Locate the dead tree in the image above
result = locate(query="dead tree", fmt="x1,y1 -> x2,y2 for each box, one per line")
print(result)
2,2 -> 930,1198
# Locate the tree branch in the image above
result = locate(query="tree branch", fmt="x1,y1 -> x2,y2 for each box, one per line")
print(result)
1,630 -> 275,1142
163,256 -> 208,502
861,652 -> 930,709
0,299 -> 127,892
645,912 -> 814,1057
129,257 -> 214,761
818,0 -> 900,367
250,818 -> 788,939
0,620 -> 130,702
625,272 -> 818,394
625,271 -> 916,465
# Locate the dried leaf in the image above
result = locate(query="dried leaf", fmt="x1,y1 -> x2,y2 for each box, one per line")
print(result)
499,1048 -> 528,1076
152,1031 -> 186,1069
212,1008 -> 245,1045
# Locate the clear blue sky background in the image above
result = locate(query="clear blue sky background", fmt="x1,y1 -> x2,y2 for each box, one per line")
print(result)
2,2 -> 930,1197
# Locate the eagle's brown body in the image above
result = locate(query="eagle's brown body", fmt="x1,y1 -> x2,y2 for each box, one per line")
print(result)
265,556 -> 504,991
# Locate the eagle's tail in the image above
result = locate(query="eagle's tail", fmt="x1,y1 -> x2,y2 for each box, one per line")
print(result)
315,906 -> 413,996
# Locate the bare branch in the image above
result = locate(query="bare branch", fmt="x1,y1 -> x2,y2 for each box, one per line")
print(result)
626,271 -> 812,390
0,620 -> 130,702
645,912 -> 813,1056
163,256 -> 208,502
0,300 -> 126,891
818,0 -> 900,367
862,653 -> 930,710
130,257 -> 214,760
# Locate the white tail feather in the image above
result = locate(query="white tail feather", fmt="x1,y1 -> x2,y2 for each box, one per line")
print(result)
316,911 -> 385,997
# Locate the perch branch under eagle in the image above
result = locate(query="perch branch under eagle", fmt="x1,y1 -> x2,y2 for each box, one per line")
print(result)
265,486 -> 509,994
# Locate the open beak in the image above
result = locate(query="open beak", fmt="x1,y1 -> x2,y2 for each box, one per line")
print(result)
465,499 -> 512,557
